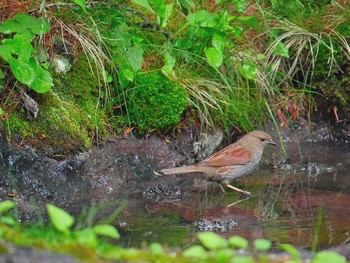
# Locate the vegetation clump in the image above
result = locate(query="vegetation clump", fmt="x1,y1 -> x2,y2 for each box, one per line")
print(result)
120,71 -> 188,133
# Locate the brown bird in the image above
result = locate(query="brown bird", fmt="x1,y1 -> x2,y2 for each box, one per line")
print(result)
161,130 -> 277,196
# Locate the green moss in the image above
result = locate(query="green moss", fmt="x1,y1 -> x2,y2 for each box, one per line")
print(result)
119,71 -> 188,133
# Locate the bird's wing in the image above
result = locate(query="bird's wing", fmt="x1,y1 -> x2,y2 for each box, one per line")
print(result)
200,144 -> 252,167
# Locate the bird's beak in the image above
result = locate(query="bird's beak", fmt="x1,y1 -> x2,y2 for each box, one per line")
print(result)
268,140 -> 278,146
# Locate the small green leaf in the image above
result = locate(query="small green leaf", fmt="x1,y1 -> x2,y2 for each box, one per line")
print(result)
0,201 -> 15,214
237,16 -> 259,29
122,69 -> 135,82
71,0 -> 86,12
228,236 -> 248,249
162,53 -> 176,77
312,251 -> 346,263
238,61 -> 257,80
198,232 -> 228,250
205,47 -> 223,69
132,0 -> 155,14
93,224 -> 120,239
0,215 -> 16,226
125,44 -> 144,72
47,204 -> 74,233
75,228 -> 98,247
253,239 -> 272,251
280,244 -> 300,261
274,42 -> 289,58
0,108 -> 3,115
230,255 -> 255,263
149,243 -> 164,254
183,245 -> 207,259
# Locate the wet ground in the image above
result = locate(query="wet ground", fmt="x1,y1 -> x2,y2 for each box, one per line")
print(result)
1,123 -> 350,254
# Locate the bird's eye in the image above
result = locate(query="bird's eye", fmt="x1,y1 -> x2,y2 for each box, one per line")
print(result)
259,137 -> 265,142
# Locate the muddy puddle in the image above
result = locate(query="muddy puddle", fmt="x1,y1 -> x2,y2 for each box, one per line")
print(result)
116,139 -> 350,250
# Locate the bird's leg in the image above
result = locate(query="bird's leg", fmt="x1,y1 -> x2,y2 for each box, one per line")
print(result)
218,183 -> 226,193
221,181 -> 251,197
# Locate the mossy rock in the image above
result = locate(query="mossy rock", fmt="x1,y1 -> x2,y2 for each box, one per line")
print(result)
3,91 -> 108,155
120,71 -> 188,133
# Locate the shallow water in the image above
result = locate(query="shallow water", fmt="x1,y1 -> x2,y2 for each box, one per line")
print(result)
117,140 -> 350,250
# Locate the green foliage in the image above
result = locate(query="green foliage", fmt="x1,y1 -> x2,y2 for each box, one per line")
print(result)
0,14 -> 53,93
121,71 -> 188,132
0,202 -> 347,263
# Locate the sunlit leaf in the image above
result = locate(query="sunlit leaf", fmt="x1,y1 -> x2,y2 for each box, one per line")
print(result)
238,61 -> 257,80
212,34 -> 228,53
122,68 -> 135,82
162,53 -> 176,78
205,47 -> 223,69
71,0 -> 86,12
274,42 -> 289,58
93,224 -> 120,239
312,251 -> 346,263
9,59 -> 35,86
0,108 -> 3,115
198,232 -> 228,250
183,245 -> 207,259
280,244 -> 300,260
149,243 -> 164,254
0,201 -> 15,214
30,63 -> 54,93
228,236 -> 248,249
132,0 -> 155,14
125,45 -> 144,72
253,239 -> 272,251
47,204 -> 74,233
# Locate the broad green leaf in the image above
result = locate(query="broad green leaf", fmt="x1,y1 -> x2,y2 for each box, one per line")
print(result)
132,0 -> 155,14
75,228 -> 98,247
47,204 -> 74,233
13,14 -> 50,35
274,42 -> 289,58
197,232 -> 228,250
179,0 -> 195,10
71,0 -> 87,12
186,10 -> 216,28
0,20 -> 20,34
212,34 -> 228,53
228,236 -> 248,249
253,239 -> 272,251
125,45 -> 144,72
0,201 -> 15,214
29,62 -> 54,93
158,3 -> 174,28
93,224 -> 120,239
311,251 -> 346,263
205,47 -> 223,69
9,59 -> 35,86
183,245 -> 207,259
238,61 -> 257,80
0,215 -> 16,226
2,34 -> 36,61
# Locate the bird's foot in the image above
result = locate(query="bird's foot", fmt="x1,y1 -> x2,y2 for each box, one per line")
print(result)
240,191 -> 251,199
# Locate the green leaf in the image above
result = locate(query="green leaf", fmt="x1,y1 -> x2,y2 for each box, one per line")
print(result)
230,255 -> 255,263
0,201 -> 15,214
212,34 -> 228,53
122,69 -> 135,82
197,232 -> 228,250
179,0 -> 195,10
280,244 -> 300,261
228,236 -> 249,249
183,245 -> 207,259
132,0 -> 155,14
9,59 -> 35,86
13,14 -> 50,35
274,42 -> 289,58
0,215 -> 16,226
125,45 -> 144,72
162,53 -> 176,77
237,16 -> 259,29
93,224 -> 120,239
149,243 -> 164,254
75,228 -> 98,247
29,59 -> 54,93
158,3 -> 174,28
312,251 -> 346,263
47,204 -> 74,233
0,19 -> 20,34
205,47 -> 223,69
2,34 -> 36,61
253,239 -> 272,251
238,61 -> 257,80
71,0 -> 87,12
0,108 -> 3,115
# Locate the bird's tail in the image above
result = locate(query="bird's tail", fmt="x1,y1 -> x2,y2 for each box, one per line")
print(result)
161,165 -> 202,175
